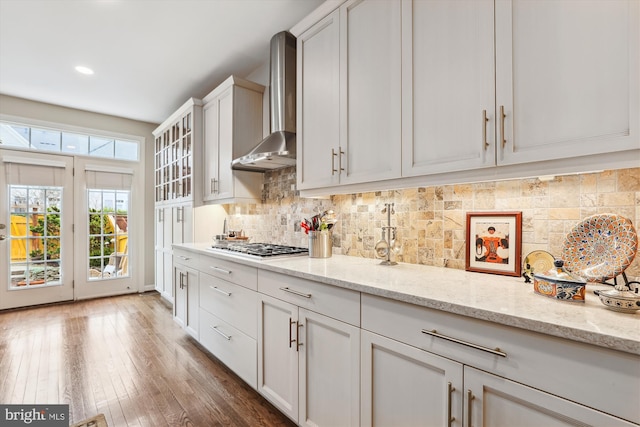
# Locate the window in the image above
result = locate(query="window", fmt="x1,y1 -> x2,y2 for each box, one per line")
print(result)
8,186 -> 63,288
0,121 -> 139,161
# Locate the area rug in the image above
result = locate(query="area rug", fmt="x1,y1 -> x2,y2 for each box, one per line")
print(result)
70,413 -> 108,427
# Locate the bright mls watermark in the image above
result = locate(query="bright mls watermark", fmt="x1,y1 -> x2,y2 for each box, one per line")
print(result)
0,405 -> 68,426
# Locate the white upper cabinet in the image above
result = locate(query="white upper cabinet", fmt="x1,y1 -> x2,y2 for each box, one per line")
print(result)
296,0 -> 639,194
297,0 -> 402,190
496,0 -> 640,165
402,0 -> 496,176
297,9 -> 341,190
202,76 -> 265,204
341,0 -> 402,185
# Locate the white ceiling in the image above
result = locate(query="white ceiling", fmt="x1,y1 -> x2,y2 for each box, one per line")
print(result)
0,0 -> 324,124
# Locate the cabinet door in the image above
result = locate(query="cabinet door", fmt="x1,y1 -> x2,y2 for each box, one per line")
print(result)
257,294 -> 299,422
154,249 -> 164,295
202,98 -> 220,201
298,308 -> 360,427
465,366 -> 636,427
215,87 -> 234,201
171,204 -> 192,245
402,0 -> 495,176
340,0 -> 402,185
185,266 -> 198,338
173,264 -> 188,329
361,330 -> 463,427
496,0 -> 639,165
297,9 -> 341,190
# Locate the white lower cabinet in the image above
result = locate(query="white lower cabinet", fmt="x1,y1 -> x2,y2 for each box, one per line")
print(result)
172,249 -> 199,339
361,330 -> 463,427
257,271 -> 360,426
465,366 -> 636,427
361,293 -> 639,426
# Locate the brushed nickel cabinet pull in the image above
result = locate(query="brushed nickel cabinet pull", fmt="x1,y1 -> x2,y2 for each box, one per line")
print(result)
339,147 -> 345,173
178,255 -> 190,261
297,322 -> 303,351
482,109 -> 489,149
210,286 -> 231,297
421,329 -> 507,357
210,325 -> 231,340
447,382 -> 455,427
467,389 -> 474,427
331,148 -> 338,175
499,105 -> 506,149
210,178 -> 215,194
210,266 -> 231,275
179,272 -> 184,289
279,287 -> 312,298
289,318 -> 297,348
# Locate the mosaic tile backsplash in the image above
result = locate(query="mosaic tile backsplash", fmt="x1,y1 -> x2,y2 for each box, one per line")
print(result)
224,167 -> 640,281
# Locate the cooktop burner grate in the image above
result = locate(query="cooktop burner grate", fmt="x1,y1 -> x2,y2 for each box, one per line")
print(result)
208,242 -> 309,258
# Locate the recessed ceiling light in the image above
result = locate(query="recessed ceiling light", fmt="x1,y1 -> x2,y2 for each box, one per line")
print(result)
75,66 -> 94,75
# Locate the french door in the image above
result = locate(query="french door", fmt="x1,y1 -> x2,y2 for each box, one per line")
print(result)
0,150 -> 74,310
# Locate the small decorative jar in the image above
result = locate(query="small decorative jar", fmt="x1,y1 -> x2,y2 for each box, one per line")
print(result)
533,259 -> 587,302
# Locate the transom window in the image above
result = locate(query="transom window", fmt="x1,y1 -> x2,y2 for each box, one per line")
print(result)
0,121 -> 139,161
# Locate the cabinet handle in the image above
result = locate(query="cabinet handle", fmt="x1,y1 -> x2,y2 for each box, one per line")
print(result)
297,322 -> 303,351
279,287 -> 312,298
210,266 -> 231,275
467,389 -> 474,427
421,329 -> 507,358
176,206 -> 183,223
331,148 -> 338,175
210,325 -> 231,340
210,286 -> 231,297
339,147 -> 345,174
482,109 -> 489,150
179,272 -> 184,289
499,105 -> 506,149
210,178 -> 215,194
177,255 -> 191,261
447,382 -> 455,427
289,318 -> 297,348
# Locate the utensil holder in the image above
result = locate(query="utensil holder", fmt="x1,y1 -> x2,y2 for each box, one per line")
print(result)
309,230 -> 332,258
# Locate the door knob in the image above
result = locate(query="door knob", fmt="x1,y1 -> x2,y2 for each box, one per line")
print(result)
0,235 -> 6,241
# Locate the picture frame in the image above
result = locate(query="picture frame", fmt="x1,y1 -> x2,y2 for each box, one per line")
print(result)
465,211 -> 522,277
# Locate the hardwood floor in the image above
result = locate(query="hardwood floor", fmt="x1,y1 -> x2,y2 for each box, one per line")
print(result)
0,292 -> 296,427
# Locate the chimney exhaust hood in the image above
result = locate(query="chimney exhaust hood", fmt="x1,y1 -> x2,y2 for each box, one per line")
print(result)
231,31 -> 297,172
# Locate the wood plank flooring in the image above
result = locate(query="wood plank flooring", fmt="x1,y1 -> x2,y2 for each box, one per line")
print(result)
0,292 -> 296,427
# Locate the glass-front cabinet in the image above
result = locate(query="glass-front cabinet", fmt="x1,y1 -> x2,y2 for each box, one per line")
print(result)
154,98 -> 202,204
153,98 -> 202,303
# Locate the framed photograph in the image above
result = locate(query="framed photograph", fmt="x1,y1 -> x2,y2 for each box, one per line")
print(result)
465,211 -> 522,277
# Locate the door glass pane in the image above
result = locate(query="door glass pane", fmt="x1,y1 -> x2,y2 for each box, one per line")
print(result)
8,185 -> 63,288
88,189 -> 129,280
89,136 -> 114,158
31,128 -> 62,152
115,139 -> 138,160
62,132 -> 89,155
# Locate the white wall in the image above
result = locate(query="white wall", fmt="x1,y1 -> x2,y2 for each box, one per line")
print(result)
0,94 -> 158,289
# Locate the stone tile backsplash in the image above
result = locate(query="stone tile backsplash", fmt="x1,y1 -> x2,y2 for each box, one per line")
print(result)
224,167 -> 640,280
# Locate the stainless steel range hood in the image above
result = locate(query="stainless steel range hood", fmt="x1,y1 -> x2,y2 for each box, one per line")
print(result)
232,31 -> 297,172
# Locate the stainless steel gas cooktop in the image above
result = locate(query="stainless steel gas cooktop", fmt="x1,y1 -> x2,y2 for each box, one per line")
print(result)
207,242 -> 309,259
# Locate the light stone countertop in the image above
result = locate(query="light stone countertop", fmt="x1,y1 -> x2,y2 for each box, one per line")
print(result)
176,243 -> 640,356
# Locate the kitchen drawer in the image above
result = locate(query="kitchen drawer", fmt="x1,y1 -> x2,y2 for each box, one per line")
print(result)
258,270 -> 360,327
362,294 -> 639,424
199,308 -> 257,390
173,248 -> 199,269
198,254 -> 257,290
199,272 -> 257,339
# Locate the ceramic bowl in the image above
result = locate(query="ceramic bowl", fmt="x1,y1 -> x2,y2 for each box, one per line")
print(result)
597,287 -> 640,313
